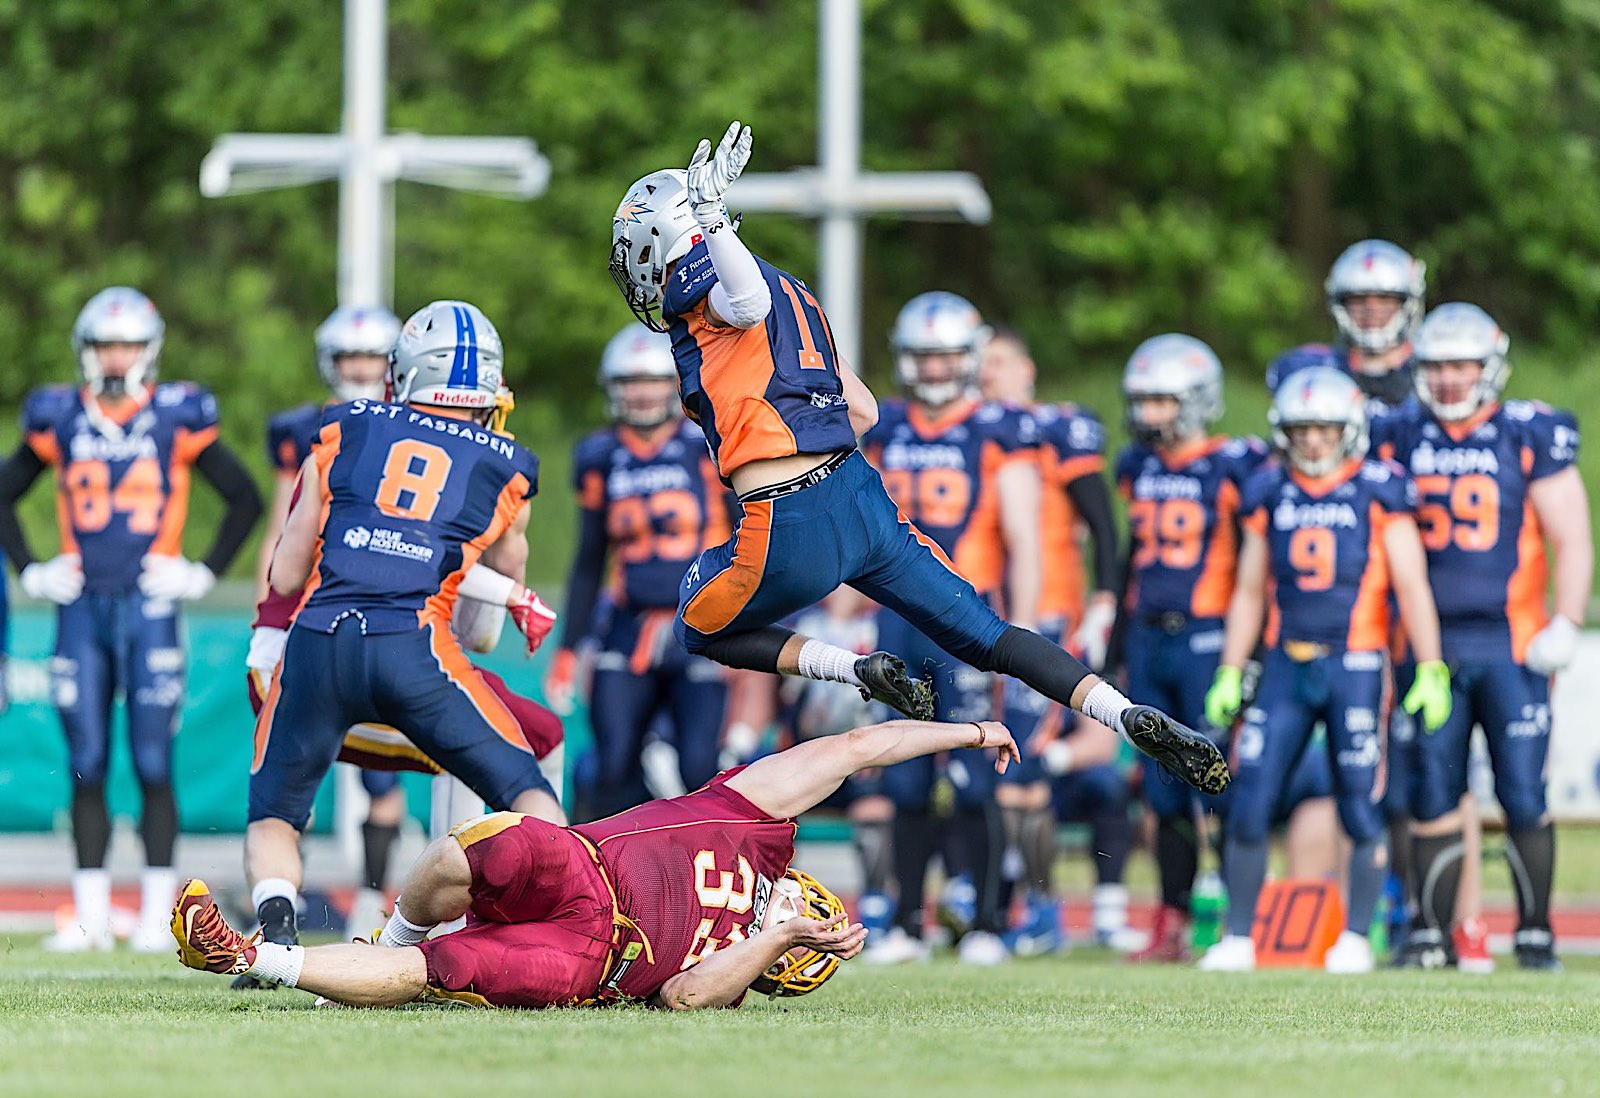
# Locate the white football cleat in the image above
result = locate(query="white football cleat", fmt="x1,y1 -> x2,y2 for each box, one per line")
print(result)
1323,930 -> 1375,975
957,930 -> 1009,966
1197,934 -> 1257,972
43,924 -> 116,953
130,917 -> 176,954
862,927 -> 930,965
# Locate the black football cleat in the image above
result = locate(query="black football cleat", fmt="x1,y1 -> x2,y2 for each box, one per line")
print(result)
1121,705 -> 1230,795
855,652 -> 935,721
1514,928 -> 1562,972
1395,928 -> 1453,970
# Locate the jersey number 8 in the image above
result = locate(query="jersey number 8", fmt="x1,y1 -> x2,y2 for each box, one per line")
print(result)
375,440 -> 452,522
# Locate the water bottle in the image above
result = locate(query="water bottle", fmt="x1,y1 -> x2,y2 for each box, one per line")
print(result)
1191,870 -> 1226,951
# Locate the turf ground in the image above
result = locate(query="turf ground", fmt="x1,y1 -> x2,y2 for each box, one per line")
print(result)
5,939 -> 1598,1098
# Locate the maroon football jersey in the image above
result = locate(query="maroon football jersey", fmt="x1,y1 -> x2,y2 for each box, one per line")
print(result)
574,769 -> 797,1001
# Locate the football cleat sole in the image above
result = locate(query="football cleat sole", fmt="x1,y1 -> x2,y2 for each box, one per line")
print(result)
1121,706 -> 1231,795
855,652 -> 935,721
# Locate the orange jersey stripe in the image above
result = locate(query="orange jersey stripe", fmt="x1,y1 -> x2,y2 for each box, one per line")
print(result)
150,455 -> 192,557
1190,478 -> 1241,618
1507,494 -> 1551,663
1347,502 -> 1394,651
418,471 -> 532,630
687,313 -> 799,478
426,622 -> 532,753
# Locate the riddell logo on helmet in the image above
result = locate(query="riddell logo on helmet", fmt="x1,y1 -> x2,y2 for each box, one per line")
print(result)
426,391 -> 493,406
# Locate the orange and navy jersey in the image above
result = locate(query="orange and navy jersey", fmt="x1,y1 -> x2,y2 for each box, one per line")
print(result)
571,418 -> 735,613
1116,436 -> 1268,619
1242,458 -> 1415,652
294,398 -> 538,635
23,382 -> 220,593
1034,402 -> 1106,622
1372,399 -> 1579,663
253,402 -> 329,630
862,396 -> 1038,595
662,242 -> 858,481
267,401 -> 326,476
575,768 -> 796,1003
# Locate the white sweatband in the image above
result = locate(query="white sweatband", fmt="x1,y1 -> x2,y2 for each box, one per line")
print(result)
457,564 -> 516,606
246,626 -> 288,674
704,223 -> 771,328
1080,681 -> 1135,742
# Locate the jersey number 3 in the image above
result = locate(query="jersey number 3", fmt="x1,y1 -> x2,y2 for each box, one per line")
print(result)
375,440 -> 452,522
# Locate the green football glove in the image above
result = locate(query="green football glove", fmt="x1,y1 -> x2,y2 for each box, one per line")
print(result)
1204,665 -> 1244,730
1403,659 -> 1453,732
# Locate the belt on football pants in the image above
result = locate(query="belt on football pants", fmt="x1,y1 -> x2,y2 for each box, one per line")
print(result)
737,450 -> 852,503
570,830 -> 656,1005
1281,639 -> 1333,663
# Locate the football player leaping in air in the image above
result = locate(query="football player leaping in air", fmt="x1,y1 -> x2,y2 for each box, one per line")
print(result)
0,288 -> 263,953
172,717 -> 1021,1009
607,121 -> 1228,797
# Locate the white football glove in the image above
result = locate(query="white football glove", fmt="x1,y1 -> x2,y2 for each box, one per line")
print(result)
20,554 -> 84,605
687,120 -> 753,229
1072,595 -> 1118,672
138,555 -> 215,602
1524,614 -> 1580,675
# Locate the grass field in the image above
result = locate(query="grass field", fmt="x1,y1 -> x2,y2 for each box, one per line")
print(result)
5,939 -> 1598,1098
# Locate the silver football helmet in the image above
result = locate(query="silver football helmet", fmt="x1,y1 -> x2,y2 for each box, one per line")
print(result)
390,301 -> 504,412
1325,239 -> 1426,355
315,305 -> 402,401
72,287 -> 164,398
1410,302 -> 1510,422
1121,334 -> 1224,446
598,323 -> 679,428
611,169 -> 704,332
890,292 -> 990,406
1270,366 -> 1369,476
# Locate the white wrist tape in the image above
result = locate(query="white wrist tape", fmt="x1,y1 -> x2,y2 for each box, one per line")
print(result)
457,564 -> 517,606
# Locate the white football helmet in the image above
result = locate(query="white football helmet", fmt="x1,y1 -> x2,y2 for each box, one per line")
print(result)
72,287 -> 164,398
890,292 -> 990,406
1410,302 -> 1509,422
1270,366 -> 1369,476
1325,239 -> 1426,355
1121,334 -> 1224,445
390,301 -> 504,412
316,306 -> 402,401
610,169 -> 704,332
598,323 -> 679,428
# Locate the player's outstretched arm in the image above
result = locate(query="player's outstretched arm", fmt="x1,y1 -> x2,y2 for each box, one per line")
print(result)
688,121 -> 772,330
654,913 -> 865,1011
724,720 -> 1018,820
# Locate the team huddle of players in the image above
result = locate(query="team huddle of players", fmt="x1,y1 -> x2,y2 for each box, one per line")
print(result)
8,119 -> 1590,1010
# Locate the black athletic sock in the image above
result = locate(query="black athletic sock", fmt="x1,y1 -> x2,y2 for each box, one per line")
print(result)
956,803 -> 1006,934
1412,830 -> 1464,934
139,782 -> 178,868
1387,816 -> 1416,916
852,819 -> 894,895
71,784 -> 112,869
698,626 -> 794,675
1155,816 -> 1199,913
1346,839 -> 1386,934
1018,805 -> 1058,894
362,821 -> 401,892
1089,802 -> 1133,886
256,896 -> 298,945
892,810 -> 936,936
986,626 -> 1092,708
1222,837 -> 1269,938
1505,823 -> 1555,932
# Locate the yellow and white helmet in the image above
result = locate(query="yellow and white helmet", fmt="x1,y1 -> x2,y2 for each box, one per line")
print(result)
749,869 -> 848,999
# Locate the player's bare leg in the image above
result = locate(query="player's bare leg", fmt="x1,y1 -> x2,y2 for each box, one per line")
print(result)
375,834 -> 474,946
1284,796 -> 1339,879
174,878 -> 425,1006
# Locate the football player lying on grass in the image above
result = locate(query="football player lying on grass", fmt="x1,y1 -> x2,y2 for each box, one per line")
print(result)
172,717 -> 1021,1009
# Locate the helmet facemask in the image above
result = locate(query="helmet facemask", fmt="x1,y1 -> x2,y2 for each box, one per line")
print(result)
1410,302 -> 1510,423
747,869 -> 847,999
611,171 -> 703,333
73,287 -> 165,401
1269,366 -> 1369,477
